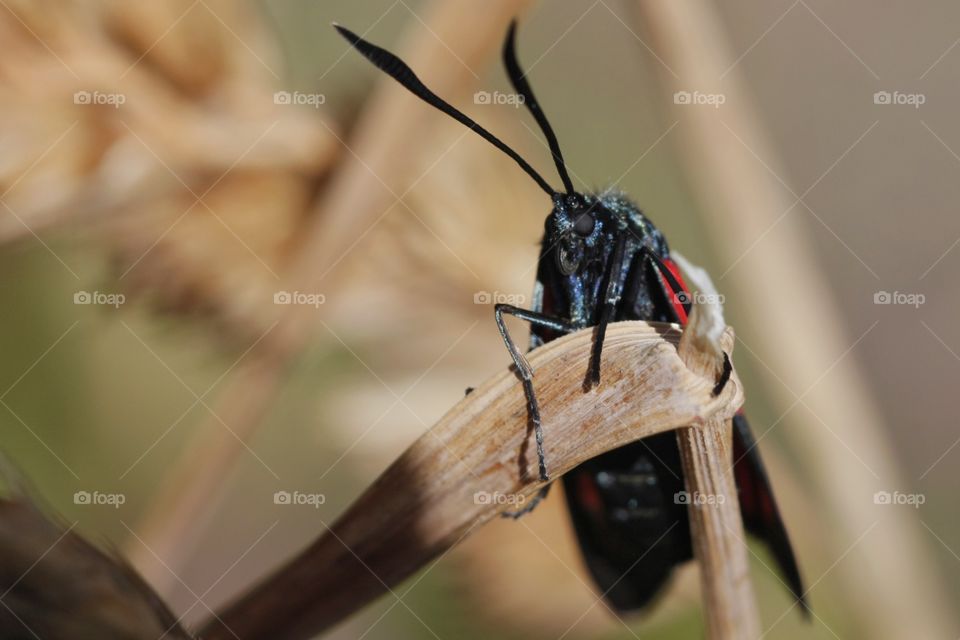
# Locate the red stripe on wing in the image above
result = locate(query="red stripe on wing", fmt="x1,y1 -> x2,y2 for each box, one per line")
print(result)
660,257 -> 689,325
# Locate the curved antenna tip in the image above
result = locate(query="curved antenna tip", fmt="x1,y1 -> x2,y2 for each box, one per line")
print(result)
335,22 -> 557,197
502,19 -> 576,195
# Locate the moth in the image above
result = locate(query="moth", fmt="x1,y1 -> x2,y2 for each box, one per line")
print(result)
336,20 -> 808,615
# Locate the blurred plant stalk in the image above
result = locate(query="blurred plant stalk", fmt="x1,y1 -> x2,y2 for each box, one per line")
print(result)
122,0 -> 537,595
0,0 -> 547,606
633,1 -> 957,637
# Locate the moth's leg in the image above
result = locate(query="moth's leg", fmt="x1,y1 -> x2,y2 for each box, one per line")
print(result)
713,352 -> 732,396
502,483 -> 552,519
494,304 -> 574,482
586,234 -> 629,388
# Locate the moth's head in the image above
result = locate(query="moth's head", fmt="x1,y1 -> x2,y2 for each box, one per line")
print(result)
545,191 -> 636,283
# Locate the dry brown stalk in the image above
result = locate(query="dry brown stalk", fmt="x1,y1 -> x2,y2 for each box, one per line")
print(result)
200,320 -> 745,640
677,307 -> 759,639
672,257 -> 760,639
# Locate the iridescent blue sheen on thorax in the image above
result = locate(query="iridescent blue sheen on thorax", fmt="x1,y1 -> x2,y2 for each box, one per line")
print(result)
533,189 -> 672,333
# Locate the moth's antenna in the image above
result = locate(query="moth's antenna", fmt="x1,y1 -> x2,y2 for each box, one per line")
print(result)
503,20 -> 575,195
334,24 -> 557,197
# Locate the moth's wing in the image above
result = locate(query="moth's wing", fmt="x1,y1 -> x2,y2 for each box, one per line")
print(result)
562,433 -> 692,612
732,412 -> 810,616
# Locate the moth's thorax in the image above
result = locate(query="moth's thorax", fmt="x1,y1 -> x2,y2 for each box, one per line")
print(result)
539,190 -> 670,327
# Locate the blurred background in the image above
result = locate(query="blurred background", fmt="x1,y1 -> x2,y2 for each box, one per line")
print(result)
1,0 -> 958,638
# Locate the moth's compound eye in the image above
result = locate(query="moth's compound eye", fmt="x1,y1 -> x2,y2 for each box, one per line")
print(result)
572,212 -> 595,237
557,238 -> 583,275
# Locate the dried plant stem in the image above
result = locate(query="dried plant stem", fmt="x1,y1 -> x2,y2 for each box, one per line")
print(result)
677,305 -> 759,639
200,321 -> 744,640
677,417 -> 759,640
634,1 -> 956,636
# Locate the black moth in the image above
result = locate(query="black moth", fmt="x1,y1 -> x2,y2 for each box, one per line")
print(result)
336,20 -> 808,616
